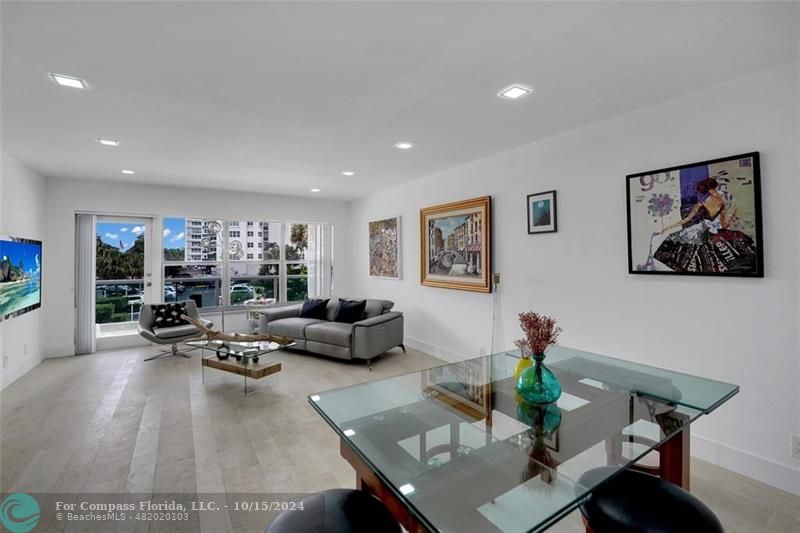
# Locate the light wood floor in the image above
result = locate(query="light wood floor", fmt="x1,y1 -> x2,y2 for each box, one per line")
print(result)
2,345 -> 798,532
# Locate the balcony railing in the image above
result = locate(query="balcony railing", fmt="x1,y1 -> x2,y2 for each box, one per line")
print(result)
95,280 -> 144,324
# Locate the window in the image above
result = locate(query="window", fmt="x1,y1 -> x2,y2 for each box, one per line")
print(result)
165,264 -> 223,308
164,218 -> 224,308
247,231 -> 254,237
285,223 -> 309,300
163,218 -> 330,308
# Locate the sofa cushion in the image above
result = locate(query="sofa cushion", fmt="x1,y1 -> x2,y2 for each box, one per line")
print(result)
324,299 -> 340,321
364,299 -> 394,319
153,324 -> 199,339
305,322 -> 354,348
335,299 -> 367,324
305,341 -> 352,360
266,317 -> 324,339
299,298 -> 329,320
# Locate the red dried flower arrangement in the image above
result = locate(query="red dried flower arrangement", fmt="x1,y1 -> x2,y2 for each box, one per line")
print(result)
517,311 -> 562,357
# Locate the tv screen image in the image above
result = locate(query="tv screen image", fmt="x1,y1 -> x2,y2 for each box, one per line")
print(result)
0,236 -> 42,321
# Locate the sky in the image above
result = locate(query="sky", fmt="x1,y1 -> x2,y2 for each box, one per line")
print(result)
432,214 -> 468,237
97,219 -> 185,250
0,239 -> 41,276
162,218 -> 186,249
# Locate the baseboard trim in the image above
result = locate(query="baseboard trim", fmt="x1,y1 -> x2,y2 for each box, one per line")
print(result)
96,333 -> 149,352
404,336 -> 471,363
2,356 -> 42,390
692,434 -> 800,495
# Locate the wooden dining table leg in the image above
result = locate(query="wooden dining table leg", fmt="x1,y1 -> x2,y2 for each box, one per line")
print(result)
658,426 -> 690,490
340,438 -> 430,533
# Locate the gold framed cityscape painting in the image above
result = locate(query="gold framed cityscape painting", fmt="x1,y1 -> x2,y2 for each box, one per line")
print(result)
368,216 -> 401,279
420,196 -> 491,292
626,152 -> 763,277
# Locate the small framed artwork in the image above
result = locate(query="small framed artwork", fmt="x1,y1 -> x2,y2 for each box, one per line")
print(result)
420,196 -> 491,293
626,152 -> 763,277
527,190 -> 557,234
368,216 -> 401,279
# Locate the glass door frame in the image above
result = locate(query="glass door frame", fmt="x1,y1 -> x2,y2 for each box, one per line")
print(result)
94,215 -> 156,333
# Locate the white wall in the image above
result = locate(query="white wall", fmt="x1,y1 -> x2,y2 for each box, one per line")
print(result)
0,153 -> 46,389
351,63 -> 800,494
42,178 -> 353,358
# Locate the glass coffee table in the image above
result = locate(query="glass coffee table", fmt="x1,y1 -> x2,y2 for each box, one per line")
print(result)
187,339 -> 294,395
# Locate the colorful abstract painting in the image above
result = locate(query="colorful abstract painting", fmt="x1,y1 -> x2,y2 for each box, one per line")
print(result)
626,152 -> 763,277
368,216 -> 401,279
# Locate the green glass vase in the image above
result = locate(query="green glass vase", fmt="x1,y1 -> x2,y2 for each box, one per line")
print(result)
516,354 -> 562,405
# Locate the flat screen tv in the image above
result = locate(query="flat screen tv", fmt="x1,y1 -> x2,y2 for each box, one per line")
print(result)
0,235 -> 42,321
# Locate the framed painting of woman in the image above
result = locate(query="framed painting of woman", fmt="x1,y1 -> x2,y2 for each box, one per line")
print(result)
626,152 -> 763,277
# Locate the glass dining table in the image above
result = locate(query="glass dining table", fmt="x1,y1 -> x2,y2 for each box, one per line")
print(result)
309,346 -> 739,533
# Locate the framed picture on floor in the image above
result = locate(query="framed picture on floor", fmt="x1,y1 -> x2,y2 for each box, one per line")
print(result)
626,151 -> 763,277
420,196 -> 491,293
527,190 -> 557,234
368,216 -> 401,279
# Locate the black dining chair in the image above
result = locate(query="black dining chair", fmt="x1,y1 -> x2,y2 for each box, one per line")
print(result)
267,489 -> 400,533
577,467 -> 723,533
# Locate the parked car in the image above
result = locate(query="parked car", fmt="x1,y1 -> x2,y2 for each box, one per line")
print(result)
230,283 -> 254,294
164,285 -> 177,301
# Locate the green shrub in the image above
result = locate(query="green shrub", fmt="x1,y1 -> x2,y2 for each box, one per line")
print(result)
287,279 -> 308,301
95,304 -> 114,324
96,295 -> 132,313
230,291 -> 253,305
111,312 -> 131,323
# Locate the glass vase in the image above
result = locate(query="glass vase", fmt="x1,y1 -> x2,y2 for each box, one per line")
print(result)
516,354 -> 562,405
513,357 -> 533,381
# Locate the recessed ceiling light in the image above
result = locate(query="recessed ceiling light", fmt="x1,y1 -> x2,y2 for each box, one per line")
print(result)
341,170 -> 355,176
121,169 -> 135,175
97,138 -> 120,147
310,188 -> 321,193
343,429 -> 356,437
310,395 -> 320,402
498,84 -> 532,100
48,73 -> 88,90
394,142 -> 414,150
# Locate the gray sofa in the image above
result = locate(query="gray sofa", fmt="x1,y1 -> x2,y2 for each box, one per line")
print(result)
258,298 -> 404,365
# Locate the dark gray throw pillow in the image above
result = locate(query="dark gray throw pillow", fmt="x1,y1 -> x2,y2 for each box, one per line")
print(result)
299,298 -> 330,320
334,299 -> 367,324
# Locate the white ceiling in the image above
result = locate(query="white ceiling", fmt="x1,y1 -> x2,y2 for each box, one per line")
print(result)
2,2 -> 797,200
